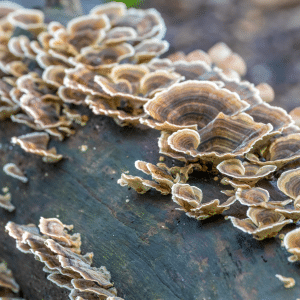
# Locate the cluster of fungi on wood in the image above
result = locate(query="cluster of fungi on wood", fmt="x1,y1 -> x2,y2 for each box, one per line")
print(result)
5,218 -> 124,300
1,0 -> 300,297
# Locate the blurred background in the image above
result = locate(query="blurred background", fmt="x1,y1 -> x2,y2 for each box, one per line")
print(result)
8,0 -> 300,113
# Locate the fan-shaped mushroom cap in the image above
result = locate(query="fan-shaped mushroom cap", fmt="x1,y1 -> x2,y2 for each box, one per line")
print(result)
7,9 -> 46,35
5,222 -> 40,253
246,103 -> 293,132
277,167 -> 300,200
172,183 -> 236,220
46,273 -> 73,290
114,8 -> 166,40
158,131 -> 192,162
42,65 -> 65,88
39,217 -> 81,249
86,94 -> 146,127
36,51 -> 74,69
283,227 -> 300,262
134,39 -> 169,63
229,207 -> 292,240
216,159 -> 276,184
275,274 -> 295,288
58,86 -> 86,105
0,261 -> 20,293
142,81 -> 249,131
0,193 -> 14,212
117,173 -> 169,195
5,60 -> 28,77
64,66 -> 107,97
67,14 -> 110,34
173,61 -> 211,80
45,240 -> 113,288
274,205 -> 300,222
0,2 -> 23,20
90,2 -> 127,24
147,58 -> 174,72
47,21 -> 65,35
140,70 -> 183,98
3,163 -> 28,183
103,27 -> 137,45
229,215 -> 292,240
20,94 -> 70,129
256,83 -> 275,103
264,133 -> 300,167
111,64 -> 149,83
167,112 -> 273,164
236,187 -> 269,207
71,279 -> 117,297
7,36 -> 26,58
72,43 -> 135,72
11,132 -> 63,163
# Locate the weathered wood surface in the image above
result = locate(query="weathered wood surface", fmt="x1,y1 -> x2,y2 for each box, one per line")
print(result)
1,1 -> 300,300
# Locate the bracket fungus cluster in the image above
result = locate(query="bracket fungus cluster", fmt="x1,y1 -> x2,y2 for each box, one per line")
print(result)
5,217 -> 124,300
2,0 -> 300,297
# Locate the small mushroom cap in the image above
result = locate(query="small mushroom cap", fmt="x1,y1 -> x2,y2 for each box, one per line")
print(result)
283,227 -> 300,258
20,94 -> 70,129
3,163 -> 28,183
172,183 -> 234,220
73,43 -> 135,71
278,167 -> 300,200
58,86 -> 86,105
42,65 -> 65,88
229,214 -> 292,240
71,279 -> 117,297
66,14 -> 110,34
117,173 -> 169,195
0,261 -> 20,293
264,133 -> 300,167
90,1 -> 127,24
236,187 -> 269,206
114,8 -> 166,40
172,183 -> 203,210
7,36 -> 26,58
11,132 -> 63,163
143,81 -> 249,131
247,207 -> 286,227
0,193 -> 15,212
173,60 -> 211,80
256,83 -> 275,103
64,66 -> 107,97
134,39 -> 169,63
275,274 -> 295,288
7,9 -> 45,35
0,2 -> 23,19
47,273 -> 73,290
167,112 -> 273,163
103,27 -> 137,45
216,159 -> 276,182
